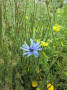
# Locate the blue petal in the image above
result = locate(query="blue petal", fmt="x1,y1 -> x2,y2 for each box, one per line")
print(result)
22,42 -> 30,49
23,52 -> 30,55
30,38 -> 33,48
20,47 -> 29,51
33,51 -> 38,57
35,46 -> 41,50
21,38 -> 42,57
37,48 -> 42,50
33,43 -> 41,51
26,44 -> 30,49
34,42 -> 40,48
27,52 -> 32,57
35,42 -> 40,47
21,44 -> 27,49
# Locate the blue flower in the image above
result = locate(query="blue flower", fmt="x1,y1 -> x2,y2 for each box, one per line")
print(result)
20,38 -> 42,57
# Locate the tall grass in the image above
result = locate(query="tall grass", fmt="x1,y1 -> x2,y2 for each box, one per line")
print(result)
0,1 -> 2,49
0,0 -> 67,90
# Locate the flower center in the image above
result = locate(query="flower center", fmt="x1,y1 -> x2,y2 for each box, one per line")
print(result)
29,48 -> 34,52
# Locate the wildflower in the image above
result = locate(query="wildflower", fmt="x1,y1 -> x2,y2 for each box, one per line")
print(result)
32,81 -> 38,87
47,83 -> 54,90
35,40 -> 48,47
53,24 -> 62,32
36,87 -> 41,90
41,41 -> 48,47
20,38 -> 42,57
26,16 -> 28,20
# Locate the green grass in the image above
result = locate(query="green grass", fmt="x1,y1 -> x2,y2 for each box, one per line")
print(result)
0,0 -> 67,90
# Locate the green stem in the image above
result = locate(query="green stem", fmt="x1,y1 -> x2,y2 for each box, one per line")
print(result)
0,1 -> 2,50
44,0 -> 50,41
8,63 -> 13,90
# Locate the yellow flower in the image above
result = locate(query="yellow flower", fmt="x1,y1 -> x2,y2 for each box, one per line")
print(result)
26,16 -> 28,20
35,39 -> 48,47
47,83 -> 54,90
32,81 -> 38,87
36,87 -> 41,90
41,41 -> 48,47
53,24 -> 62,32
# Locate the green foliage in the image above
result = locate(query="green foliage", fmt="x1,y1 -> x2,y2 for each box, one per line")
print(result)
0,0 -> 67,90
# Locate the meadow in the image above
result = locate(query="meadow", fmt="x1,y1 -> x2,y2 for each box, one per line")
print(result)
0,0 -> 67,90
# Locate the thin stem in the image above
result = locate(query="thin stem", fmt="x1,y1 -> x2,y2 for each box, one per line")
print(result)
0,1 -> 2,50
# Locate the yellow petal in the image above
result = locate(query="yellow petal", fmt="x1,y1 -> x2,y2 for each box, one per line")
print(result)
47,84 -> 54,90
